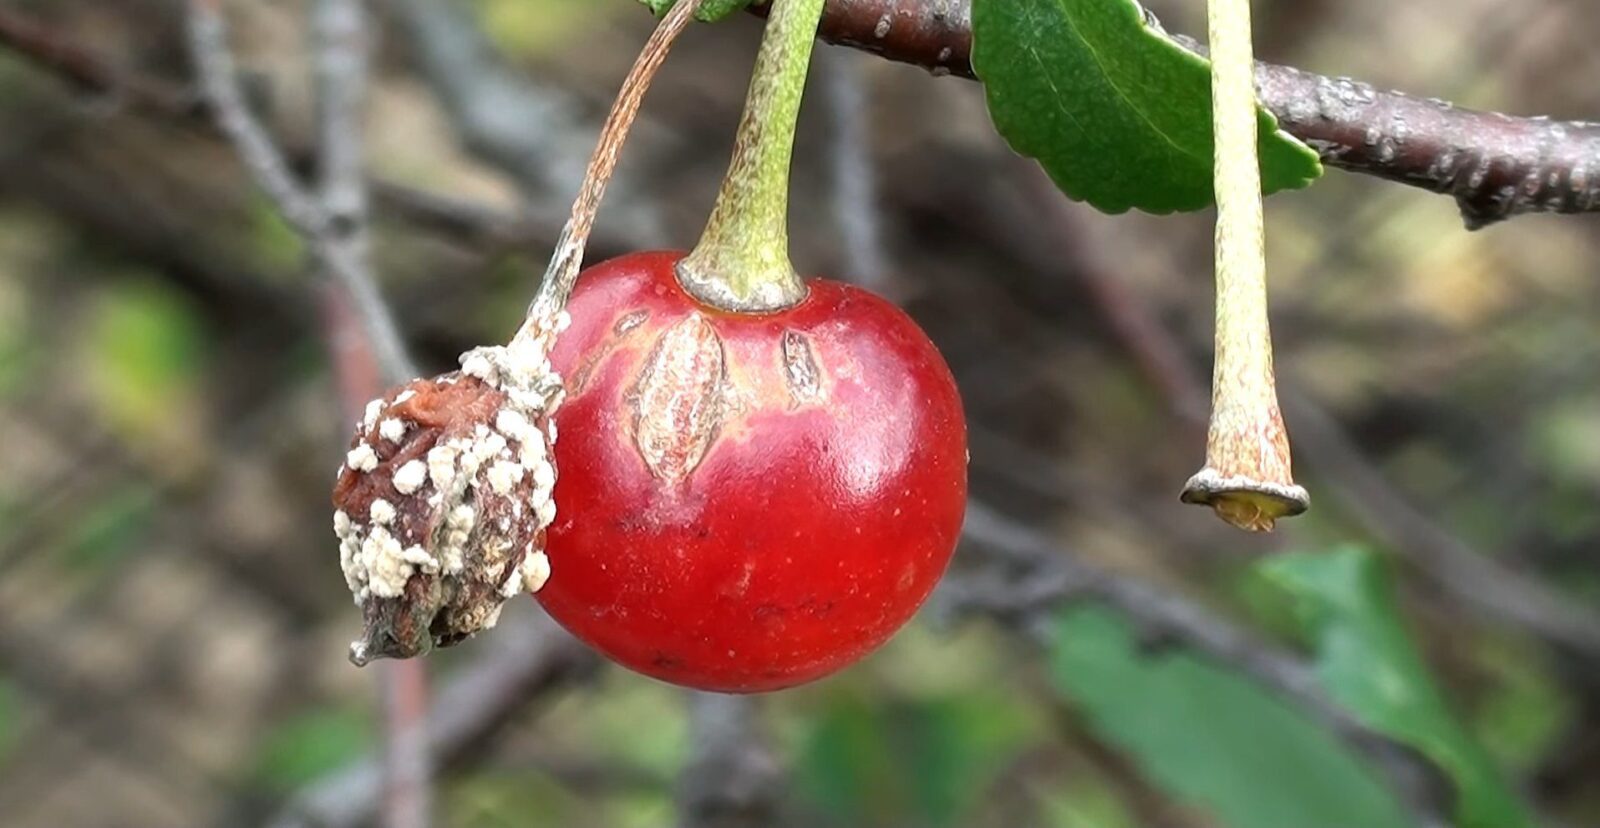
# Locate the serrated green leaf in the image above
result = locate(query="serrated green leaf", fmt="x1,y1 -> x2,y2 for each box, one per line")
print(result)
972,0 -> 1322,214
1050,606 -> 1410,828
1262,546 -> 1534,828
638,0 -> 752,23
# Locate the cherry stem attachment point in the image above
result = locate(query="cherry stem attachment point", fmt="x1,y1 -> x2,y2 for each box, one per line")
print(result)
1180,0 -> 1308,531
676,0 -> 825,313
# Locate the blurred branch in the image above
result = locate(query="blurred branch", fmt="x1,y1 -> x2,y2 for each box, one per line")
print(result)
186,0 -> 414,381
677,693 -> 786,828
1006,166 -> 1600,662
384,0 -> 666,246
820,48 -> 894,297
0,7 -> 201,116
309,1 -> 433,824
266,613 -> 599,828
382,0 -> 585,196
753,0 -> 1600,226
952,500 -> 1455,828
1282,392 -> 1600,659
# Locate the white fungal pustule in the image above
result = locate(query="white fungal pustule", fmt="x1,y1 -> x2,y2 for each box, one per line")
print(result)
334,509 -> 353,539
346,443 -> 378,473
363,398 -> 386,429
392,460 -> 427,495
486,460 -> 525,495
360,526 -> 411,599
530,459 -> 555,495
495,409 -> 533,443
460,351 -> 499,385
369,498 -> 396,525
427,444 -> 460,492
522,550 -> 552,593
379,418 -> 408,443
535,497 -> 556,529
401,544 -> 439,573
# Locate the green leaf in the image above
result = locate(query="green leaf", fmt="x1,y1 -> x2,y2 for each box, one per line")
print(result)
638,0 -> 752,23
797,690 -> 1035,827
971,0 -> 1322,214
1050,607 -> 1410,828
1262,547 -> 1535,828
52,485 -> 157,573
82,278 -> 207,444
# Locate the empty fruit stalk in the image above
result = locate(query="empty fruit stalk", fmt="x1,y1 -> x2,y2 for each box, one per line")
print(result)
1180,0 -> 1308,531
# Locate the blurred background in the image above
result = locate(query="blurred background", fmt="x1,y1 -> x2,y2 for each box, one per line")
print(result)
0,0 -> 1598,826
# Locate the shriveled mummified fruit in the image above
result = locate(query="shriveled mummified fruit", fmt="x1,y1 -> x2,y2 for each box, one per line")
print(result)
332,324 -> 567,665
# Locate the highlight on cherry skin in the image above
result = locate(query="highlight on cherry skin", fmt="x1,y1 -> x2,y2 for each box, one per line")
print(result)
537,250 -> 968,692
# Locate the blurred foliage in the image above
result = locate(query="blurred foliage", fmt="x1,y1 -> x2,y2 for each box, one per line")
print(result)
1468,633 -> 1573,772
50,483 -> 157,574
795,689 -> 1036,826
78,277 -> 209,472
1050,606 -> 1411,828
1265,547 -> 1532,828
247,195 -> 306,276
250,706 -> 373,792
637,0 -> 753,23
0,679 -> 20,764
476,0 -> 610,55
1032,776 -> 1139,828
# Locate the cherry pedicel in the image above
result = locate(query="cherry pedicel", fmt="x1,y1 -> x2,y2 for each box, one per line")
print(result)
539,252 -> 966,691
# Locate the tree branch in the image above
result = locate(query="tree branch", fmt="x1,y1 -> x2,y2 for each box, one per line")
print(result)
676,693 -> 786,828
1002,165 -> 1600,661
760,0 -> 1600,227
0,8 -> 201,116
185,0 -> 415,382
952,500 -> 1455,828
385,0 -> 667,245
8,4 -> 1599,229
266,612 -> 599,828
308,2 -> 434,824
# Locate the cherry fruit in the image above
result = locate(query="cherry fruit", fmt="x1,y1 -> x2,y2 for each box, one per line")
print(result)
538,251 -> 966,691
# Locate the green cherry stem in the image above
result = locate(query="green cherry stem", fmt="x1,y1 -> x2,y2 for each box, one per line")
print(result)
675,0 -> 824,312
1180,0 -> 1308,531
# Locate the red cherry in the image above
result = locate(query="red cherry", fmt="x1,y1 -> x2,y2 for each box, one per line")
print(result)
538,251 -> 967,692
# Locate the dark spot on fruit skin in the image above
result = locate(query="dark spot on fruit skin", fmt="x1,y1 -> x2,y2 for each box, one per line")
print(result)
781,329 -> 823,406
614,309 -> 650,335
796,596 -> 837,618
653,652 -> 684,669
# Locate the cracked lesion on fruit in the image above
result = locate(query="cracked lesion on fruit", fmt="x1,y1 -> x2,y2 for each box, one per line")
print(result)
781,329 -> 823,406
632,312 -> 726,485
569,309 -> 652,396
614,309 -> 650,336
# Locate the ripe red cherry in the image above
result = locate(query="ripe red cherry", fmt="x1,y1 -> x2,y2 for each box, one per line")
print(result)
538,251 -> 966,692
